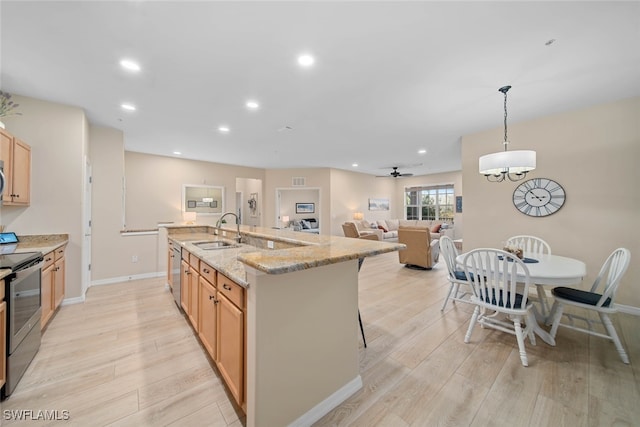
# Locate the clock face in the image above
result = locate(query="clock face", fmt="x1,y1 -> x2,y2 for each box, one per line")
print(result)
513,178 -> 566,217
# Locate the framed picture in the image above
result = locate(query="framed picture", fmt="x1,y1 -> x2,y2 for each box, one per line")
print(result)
368,198 -> 389,211
296,202 -> 315,214
249,193 -> 258,217
456,196 -> 463,213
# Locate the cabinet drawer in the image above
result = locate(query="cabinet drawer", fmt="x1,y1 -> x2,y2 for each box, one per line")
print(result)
217,273 -> 244,310
42,251 -> 55,270
182,249 -> 189,262
189,253 -> 200,269
199,262 -> 216,286
0,279 -> 4,300
54,245 -> 66,261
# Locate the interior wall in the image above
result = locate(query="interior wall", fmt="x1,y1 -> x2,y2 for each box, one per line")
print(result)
236,177 -> 263,227
462,96 -> 640,308
264,168 -> 331,232
1,95 -> 86,300
329,169 -> 397,236
279,189 -> 320,223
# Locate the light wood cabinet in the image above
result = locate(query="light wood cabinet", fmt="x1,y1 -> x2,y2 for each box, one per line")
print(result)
180,250 -> 200,332
171,245 -> 246,408
41,246 -> 65,331
0,128 -> 31,206
216,273 -> 245,406
167,241 -> 174,290
198,275 -> 217,360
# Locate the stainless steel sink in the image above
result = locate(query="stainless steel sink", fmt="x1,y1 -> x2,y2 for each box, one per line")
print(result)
193,240 -> 238,250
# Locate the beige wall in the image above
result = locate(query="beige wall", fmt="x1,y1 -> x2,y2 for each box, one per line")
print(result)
462,96 -> 640,308
264,168 -> 332,231
236,177 -> 263,227
1,95 -> 87,300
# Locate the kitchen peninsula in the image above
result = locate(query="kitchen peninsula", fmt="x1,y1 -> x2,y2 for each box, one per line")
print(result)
161,224 -> 404,427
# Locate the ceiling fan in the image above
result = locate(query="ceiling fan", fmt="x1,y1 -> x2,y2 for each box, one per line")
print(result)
376,166 -> 414,178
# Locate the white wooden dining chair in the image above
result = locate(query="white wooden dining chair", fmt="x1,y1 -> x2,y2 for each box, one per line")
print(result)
549,248 -> 631,364
439,236 -> 473,311
463,248 -> 538,367
506,235 -> 552,318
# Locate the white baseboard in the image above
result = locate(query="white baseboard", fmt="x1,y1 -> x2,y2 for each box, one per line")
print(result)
288,375 -> 363,427
61,295 -> 85,306
90,271 -> 165,287
616,304 -> 640,316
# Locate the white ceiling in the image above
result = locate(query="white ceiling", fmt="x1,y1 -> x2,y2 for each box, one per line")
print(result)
2,1 -> 639,177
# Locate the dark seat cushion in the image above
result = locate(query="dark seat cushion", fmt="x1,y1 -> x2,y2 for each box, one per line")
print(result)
479,289 -> 525,309
552,287 -> 611,307
453,270 -> 480,282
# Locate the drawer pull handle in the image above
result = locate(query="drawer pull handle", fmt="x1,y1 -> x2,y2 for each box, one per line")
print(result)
203,268 -> 210,273
209,295 -> 216,301
223,284 -> 232,291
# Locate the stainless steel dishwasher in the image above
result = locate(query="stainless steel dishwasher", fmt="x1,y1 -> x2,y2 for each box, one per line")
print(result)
171,245 -> 182,310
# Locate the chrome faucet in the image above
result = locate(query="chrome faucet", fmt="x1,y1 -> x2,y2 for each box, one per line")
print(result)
216,212 -> 242,243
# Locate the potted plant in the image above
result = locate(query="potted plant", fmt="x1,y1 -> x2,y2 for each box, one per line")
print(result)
0,90 -> 22,129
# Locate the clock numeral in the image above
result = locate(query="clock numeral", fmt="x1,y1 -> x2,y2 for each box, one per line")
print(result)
550,194 -> 564,199
515,201 -> 528,209
549,200 -> 562,209
535,207 -> 541,216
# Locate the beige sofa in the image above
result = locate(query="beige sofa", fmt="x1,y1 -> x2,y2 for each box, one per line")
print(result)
349,219 -> 453,242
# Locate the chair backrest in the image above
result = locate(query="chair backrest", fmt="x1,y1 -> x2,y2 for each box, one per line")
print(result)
462,248 -> 531,310
439,236 -> 459,279
342,222 -> 360,238
506,235 -> 551,256
591,248 -> 631,307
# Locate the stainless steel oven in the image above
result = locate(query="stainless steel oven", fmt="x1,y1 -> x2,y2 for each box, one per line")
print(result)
2,251 -> 43,399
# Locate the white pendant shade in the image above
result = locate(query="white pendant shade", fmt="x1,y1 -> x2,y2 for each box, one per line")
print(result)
479,150 -> 536,176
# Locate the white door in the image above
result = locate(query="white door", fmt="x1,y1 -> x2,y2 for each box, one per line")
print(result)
82,157 -> 92,296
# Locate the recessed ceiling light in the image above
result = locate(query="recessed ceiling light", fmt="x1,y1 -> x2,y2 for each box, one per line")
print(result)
173,151 -> 181,155
418,149 -> 427,155
218,126 -> 230,133
121,103 -> 136,111
246,100 -> 259,110
352,163 -> 359,167
545,39 -> 556,46
120,59 -> 141,72
298,54 -> 315,67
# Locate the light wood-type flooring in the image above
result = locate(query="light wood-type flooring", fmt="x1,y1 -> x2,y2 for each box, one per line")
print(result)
1,251 -> 638,426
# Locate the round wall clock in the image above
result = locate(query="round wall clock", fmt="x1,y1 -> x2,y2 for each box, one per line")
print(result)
512,178 -> 566,217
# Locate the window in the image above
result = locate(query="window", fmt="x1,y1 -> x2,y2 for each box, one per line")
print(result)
404,185 -> 454,221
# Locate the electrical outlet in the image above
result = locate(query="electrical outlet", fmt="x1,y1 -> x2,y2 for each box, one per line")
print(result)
267,240 -> 274,249
132,255 -> 138,263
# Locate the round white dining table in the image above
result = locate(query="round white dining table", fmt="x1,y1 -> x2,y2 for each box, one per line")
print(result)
455,251 -> 587,345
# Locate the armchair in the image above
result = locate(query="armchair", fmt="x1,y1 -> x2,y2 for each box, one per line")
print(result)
342,222 -> 380,240
397,226 -> 440,270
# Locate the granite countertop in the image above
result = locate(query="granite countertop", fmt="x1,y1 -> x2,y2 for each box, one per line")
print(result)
0,234 -> 69,281
13,234 -> 69,255
167,225 -> 405,287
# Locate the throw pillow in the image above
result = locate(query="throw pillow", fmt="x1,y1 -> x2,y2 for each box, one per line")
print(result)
378,225 -> 388,232
432,223 -> 442,233
386,219 -> 399,231
377,220 -> 388,232
300,220 -> 310,229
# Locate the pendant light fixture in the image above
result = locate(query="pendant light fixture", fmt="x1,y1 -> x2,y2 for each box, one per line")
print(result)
479,85 -> 536,182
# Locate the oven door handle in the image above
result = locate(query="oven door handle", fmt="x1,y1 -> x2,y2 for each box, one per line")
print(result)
13,260 -> 44,280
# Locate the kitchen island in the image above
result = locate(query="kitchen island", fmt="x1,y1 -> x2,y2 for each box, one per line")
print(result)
161,224 -> 404,427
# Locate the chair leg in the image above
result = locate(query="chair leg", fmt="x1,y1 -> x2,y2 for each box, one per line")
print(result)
513,318 -> 529,367
599,313 -> 629,364
525,311 -> 537,346
441,284 -> 454,311
549,300 -> 564,339
358,309 -> 367,348
464,306 -> 480,343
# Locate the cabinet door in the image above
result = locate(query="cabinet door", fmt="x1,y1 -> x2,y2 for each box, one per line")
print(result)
0,301 -> 5,389
198,276 -> 217,360
167,248 -> 174,289
217,293 -> 244,406
54,257 -> 65,308
11,139 -> 30,205
0,129 -> 13,202
188,264 -> 199,330
41,264 -> 55,329
180,259 -> 190,313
